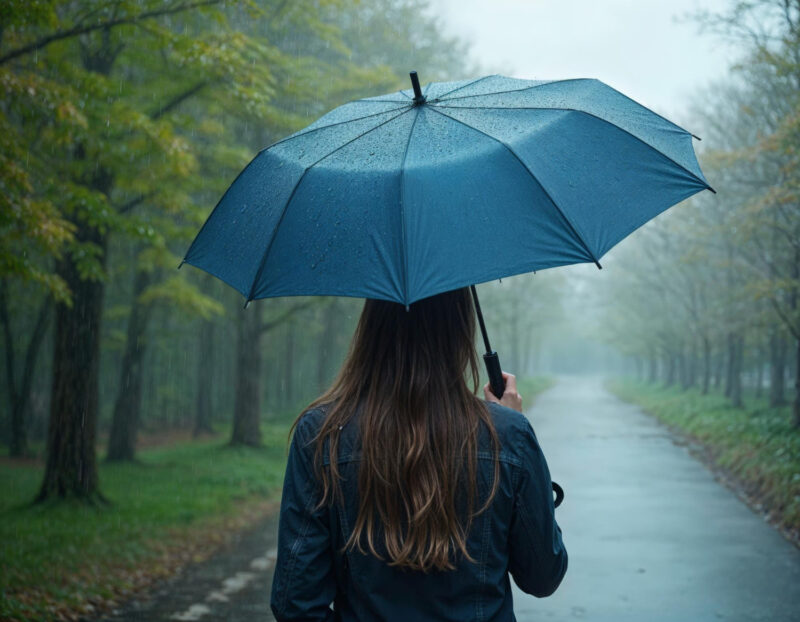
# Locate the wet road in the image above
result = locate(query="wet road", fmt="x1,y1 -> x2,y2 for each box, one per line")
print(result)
515,376 -> 800,622
99,376 -> 800,621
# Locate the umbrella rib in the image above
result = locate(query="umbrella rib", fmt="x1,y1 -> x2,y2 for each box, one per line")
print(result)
184,105 -> 409,280
353,99 -> 410,104
433,104 -> 714,193
398,106 -> 422,306
266,105 -> 411,151
434,77 -> 571,103
427,106 -> 602,268
435,79 -> 699,138
245,108 -> 414,302
434,74 -> 497,100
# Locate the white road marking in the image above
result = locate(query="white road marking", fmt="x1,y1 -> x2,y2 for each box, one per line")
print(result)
250,556 -> 271,571
221,571 -> 257,594
170,603 -> 211,621
170,553 -> 276,620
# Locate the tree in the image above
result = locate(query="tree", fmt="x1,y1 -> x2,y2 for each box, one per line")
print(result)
0,0 -> 324,500
230,300 -> 313,446
0,281 -> 51,456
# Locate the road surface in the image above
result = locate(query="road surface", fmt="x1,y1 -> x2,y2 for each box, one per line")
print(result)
513,376 -> 800,622
98,376 -> 800,621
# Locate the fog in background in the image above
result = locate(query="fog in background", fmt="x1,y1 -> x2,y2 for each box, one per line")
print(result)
432,0 -> 743,379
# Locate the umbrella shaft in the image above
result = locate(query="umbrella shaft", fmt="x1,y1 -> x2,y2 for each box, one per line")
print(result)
471,285 -> 506,398
470,285 -> 492,353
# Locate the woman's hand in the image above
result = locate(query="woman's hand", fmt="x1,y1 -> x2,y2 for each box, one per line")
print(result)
483,372 -> 523,413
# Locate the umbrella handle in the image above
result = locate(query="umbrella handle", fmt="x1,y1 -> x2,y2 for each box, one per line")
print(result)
483,351 -> 506,399
552,481 -> 564,508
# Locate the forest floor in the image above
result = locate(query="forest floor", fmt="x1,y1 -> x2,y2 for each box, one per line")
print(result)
0,421 -> 294,622
608,379 -> 800,546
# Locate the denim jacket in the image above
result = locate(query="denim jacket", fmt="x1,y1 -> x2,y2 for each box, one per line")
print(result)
270,401 -> 567,622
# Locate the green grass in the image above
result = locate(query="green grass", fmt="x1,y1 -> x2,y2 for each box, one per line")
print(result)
516,376 -> 556,406
0,421 -> 294,622
608,378 -> 800,535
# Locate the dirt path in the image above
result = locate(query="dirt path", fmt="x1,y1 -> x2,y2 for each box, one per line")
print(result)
94,513 -> 278,622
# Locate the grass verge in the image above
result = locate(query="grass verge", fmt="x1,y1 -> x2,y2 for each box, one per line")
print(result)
517,376 -> 556,407
608,378 -> 800,543
0,421 -> 295,622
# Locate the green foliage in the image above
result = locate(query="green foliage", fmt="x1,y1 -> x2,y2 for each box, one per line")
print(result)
0,0 -> 478,306
0,68 -> 78,301
609,378 -> 800,532
140,274 -> 224,319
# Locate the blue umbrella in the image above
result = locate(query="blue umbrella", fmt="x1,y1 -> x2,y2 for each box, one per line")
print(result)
183,71 -> 713,398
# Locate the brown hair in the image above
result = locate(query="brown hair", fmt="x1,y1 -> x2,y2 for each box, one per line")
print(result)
292,287 -> 500,572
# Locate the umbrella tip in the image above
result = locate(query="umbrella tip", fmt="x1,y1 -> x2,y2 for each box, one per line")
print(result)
409,71 -> 425,104
595,260 -> 603,270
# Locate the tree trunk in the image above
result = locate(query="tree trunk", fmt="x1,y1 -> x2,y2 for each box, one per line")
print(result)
664,354 -> 676,387
724,332 -> 735,398
1,285 -> 51,457
755,345 -> 764,400
106,270 -> 153,462
769,331 -> 787,406
510,295 -> 520,373
713,344 -> 723,390
792,245 -> 799,427
284,321 -> 295,405
36,224 -> 108,502
677,350 -> 688,389
231,306 -> 262,446
730,334 -> 744,408
701,336 -> 711,395
37,26 -> 120,501
194,317 -> 215,437
317,300 -> 337,393
794,337 -> 800,427
687,339 -> 697,389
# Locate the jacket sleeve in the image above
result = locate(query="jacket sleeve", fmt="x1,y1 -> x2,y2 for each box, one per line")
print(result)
271,414 -> 336,622
508,419 -> 568,597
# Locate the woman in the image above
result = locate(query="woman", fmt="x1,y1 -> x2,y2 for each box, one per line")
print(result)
270,287 -> 567,621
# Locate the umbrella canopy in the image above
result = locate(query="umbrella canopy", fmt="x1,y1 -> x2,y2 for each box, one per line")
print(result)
183,73 -> 713,306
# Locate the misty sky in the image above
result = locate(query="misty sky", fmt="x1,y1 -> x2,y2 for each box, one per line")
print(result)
429,0 -> 740,128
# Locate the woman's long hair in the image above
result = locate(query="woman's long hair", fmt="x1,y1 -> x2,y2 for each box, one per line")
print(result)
292,287 -> 500,572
